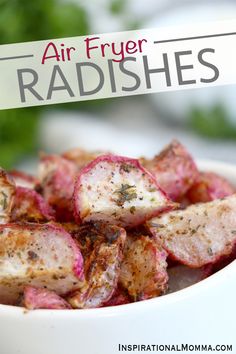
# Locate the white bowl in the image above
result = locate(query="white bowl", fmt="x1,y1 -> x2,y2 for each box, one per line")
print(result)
0,160 -> 235,354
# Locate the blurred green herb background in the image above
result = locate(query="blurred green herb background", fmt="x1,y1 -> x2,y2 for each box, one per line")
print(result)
0,0 -> 89,169
190,105 -> 236,139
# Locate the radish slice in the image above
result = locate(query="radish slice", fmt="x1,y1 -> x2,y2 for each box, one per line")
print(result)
68,223 -> 126,309
119,234 -> 168,301
23,286 -> 72,310
38,155 -> 78,221
0,169 -> 15,224
74,155 -> 175,228
0,223 -> 84,305
11,187 -> 55,222
62,148 -> 105,170
141,140 -> 199,201
103,286 -> 130,307
148,195 -> 236,267
187,172 -> 235,203
9,170 -> 38,189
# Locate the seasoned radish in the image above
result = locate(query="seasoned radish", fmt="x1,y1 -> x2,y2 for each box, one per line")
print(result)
167,265 -> 211,294
11,187 -> 55,222
187,172 -> 235,203
148,195 -> 236,267
141,140 -> 199,201
103,286 -> 130,307
119,234 -> 168,301
1,140 -> 235,309
0,223 -> 84,305
9,170 -> 39,189
38,154 -> 78,221
0,169 -> 15,224
23,286 -> 72,310
68,223 -> 126,309
62,148 -> 105,170
74,155 -> 174,227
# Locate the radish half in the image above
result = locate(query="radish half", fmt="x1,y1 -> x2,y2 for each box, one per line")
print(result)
74,155 -> 175,228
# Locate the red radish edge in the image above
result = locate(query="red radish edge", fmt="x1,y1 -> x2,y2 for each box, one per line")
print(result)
14,187 -> 56,221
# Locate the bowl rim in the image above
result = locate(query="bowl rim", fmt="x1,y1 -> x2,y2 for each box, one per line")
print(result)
1,158 -> 236,317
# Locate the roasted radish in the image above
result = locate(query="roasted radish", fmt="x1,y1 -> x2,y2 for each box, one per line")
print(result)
0,223 -> 84,305
148,195 -> 236,267
9,170 -> 39,189
103,286 -> 130,307
23,286 -> 72,310
38,155 -> 78,221
74,155 -> 175,228
119,234 -> 168,300
187,172 -> 235,203
62,148 -> 105,170
11,187 -> 55,222
68,223 -> 126,309
141,140 -> 198,201
0,169 -> 15,224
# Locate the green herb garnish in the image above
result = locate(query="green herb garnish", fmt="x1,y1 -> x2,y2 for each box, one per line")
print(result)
114,184 -> 137,206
